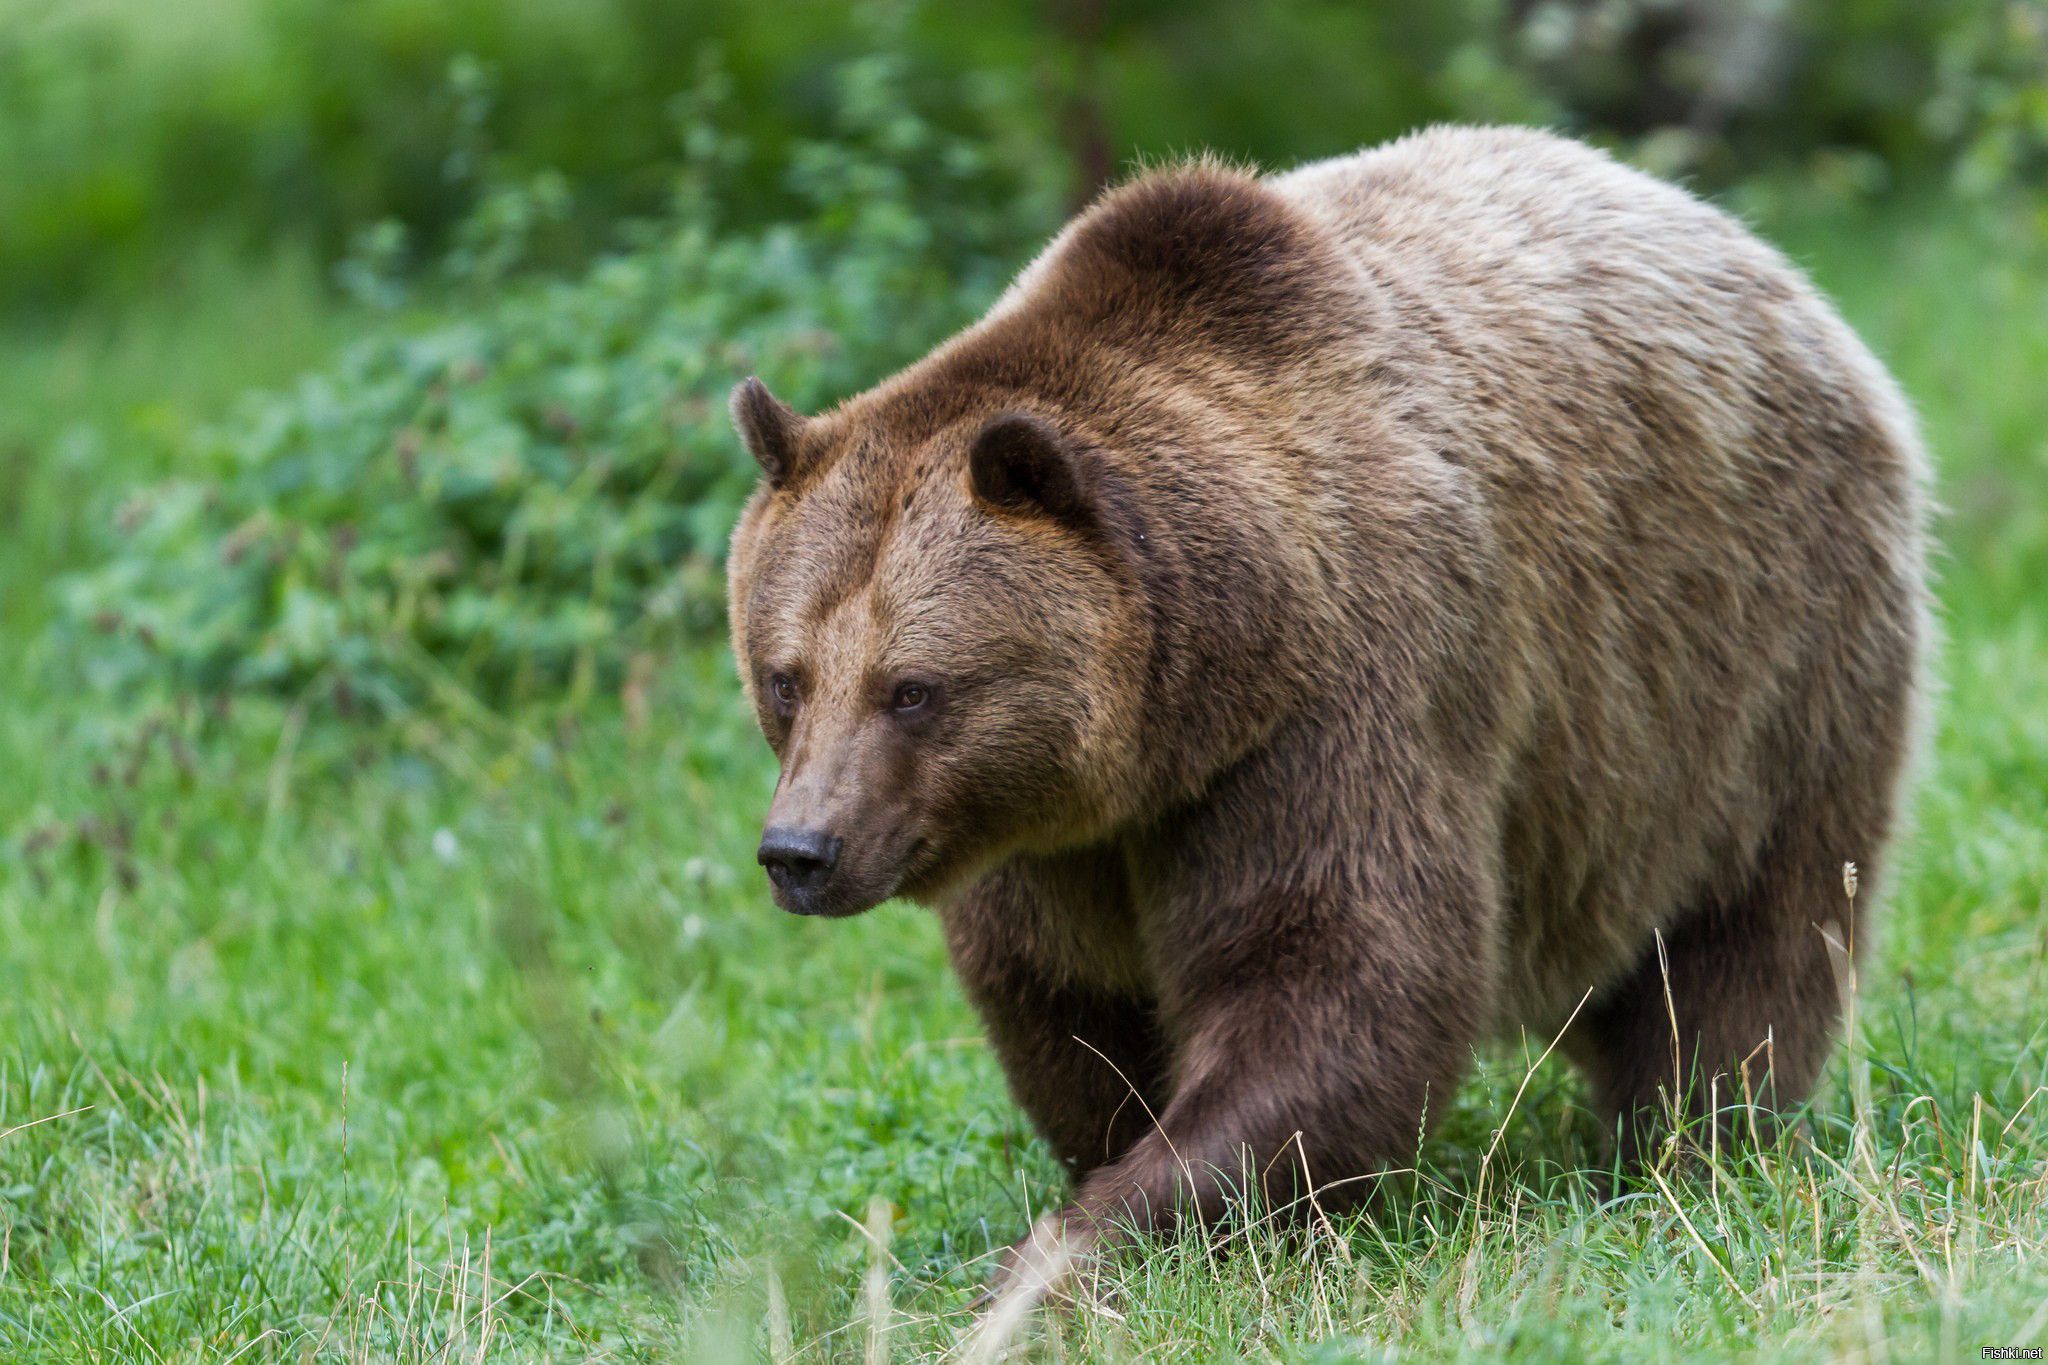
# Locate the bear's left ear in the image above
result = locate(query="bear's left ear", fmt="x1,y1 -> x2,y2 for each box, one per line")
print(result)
968,413 -> 1094,526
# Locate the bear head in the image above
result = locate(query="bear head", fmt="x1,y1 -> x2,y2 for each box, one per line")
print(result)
725,382 -> 1156,916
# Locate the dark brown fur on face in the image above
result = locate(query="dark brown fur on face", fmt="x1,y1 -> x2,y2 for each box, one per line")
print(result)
725,128 -> 1931,1306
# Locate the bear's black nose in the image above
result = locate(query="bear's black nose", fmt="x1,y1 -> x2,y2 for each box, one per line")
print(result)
757,826 -> 842,904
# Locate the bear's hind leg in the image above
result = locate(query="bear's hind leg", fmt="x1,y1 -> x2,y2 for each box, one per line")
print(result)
1574,810 -> 1877,1165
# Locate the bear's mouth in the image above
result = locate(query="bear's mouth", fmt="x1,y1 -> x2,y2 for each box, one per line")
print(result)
891,836 -> 936,897
845,835 -> 942,914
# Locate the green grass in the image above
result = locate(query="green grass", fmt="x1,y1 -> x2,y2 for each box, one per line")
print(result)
3,195 -> 2047,1361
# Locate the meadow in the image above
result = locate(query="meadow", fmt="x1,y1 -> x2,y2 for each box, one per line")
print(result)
1,187 -> 2045,1362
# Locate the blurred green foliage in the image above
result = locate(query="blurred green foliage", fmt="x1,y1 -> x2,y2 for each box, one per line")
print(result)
4,0 -> 2043,317
0,0 -> 1059,315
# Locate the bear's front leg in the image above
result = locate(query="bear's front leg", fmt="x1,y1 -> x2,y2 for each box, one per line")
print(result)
981,750 -> 1495,1322
940,850 -> 1170,1179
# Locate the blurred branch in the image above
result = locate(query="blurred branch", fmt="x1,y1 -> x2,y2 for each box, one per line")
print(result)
1044,0 -> 1115,206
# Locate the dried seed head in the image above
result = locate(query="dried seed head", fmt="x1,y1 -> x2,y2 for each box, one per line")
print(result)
1842,862 -> 1859,900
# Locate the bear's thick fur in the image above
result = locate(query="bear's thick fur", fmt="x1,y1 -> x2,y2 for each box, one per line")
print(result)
726,126 -> 1930,1302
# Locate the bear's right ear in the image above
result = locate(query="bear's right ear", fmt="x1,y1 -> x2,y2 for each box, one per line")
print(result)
968,413 -> 1094,527
730,377 -> 809,488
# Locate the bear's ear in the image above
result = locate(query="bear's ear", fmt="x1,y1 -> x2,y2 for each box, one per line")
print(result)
968,414 -> 1093,526
730,377 -> 809,488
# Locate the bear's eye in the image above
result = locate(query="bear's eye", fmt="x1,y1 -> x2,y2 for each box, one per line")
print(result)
891,681 -> 932,713
769,673 -> 800,710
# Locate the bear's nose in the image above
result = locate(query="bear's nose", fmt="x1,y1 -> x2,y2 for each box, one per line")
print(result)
757,826 -> 842,901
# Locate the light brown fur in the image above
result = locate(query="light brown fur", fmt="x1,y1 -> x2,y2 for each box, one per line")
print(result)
726,126 -> 1931,1303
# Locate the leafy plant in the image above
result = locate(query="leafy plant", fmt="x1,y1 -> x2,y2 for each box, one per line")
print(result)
57,47 -> 1060,719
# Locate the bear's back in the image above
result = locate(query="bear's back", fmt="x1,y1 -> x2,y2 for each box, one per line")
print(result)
1270,125 -> 1924,508
1273,125 -> 1781,330
1277,128 -> 1930,1027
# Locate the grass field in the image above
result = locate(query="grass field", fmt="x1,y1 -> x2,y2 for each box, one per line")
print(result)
2,194 -> 2046,1361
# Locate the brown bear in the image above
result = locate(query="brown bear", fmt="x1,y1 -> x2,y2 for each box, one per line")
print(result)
724,126 -> 1930,1309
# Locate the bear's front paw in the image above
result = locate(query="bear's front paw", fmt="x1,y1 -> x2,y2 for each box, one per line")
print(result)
962,1213 -> 1100,1358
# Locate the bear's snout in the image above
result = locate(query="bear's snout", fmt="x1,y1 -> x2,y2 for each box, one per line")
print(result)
757,719 -> 932,915
756,825 -> 843,913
